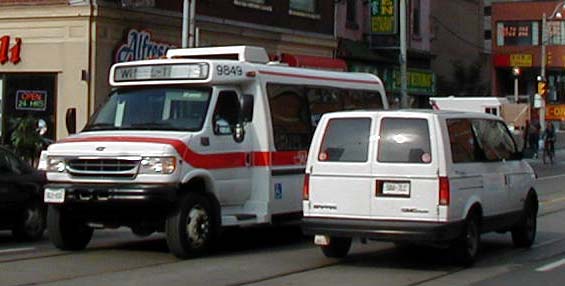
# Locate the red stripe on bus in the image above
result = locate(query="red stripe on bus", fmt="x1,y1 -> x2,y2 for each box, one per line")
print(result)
258,70 -> 381,85
58,136 -> 306,169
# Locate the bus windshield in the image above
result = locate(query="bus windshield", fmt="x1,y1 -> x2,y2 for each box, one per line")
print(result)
84,87 -> 212,132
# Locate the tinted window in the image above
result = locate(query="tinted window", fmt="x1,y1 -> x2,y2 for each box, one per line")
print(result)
267,83 -> 385,151
318,118 -> 371,162
378,118 -> 431,163
212,91 -> 240,135
447,119 -> 480,163
472,119 -> 516,161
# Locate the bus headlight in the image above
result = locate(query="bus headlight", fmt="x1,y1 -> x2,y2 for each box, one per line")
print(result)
139,157 -> 176,174
46,157 -> 66,173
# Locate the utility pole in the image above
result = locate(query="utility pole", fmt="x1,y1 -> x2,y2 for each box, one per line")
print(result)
540,13 -> 547,131
182,0 -> 189,48
189,0 -> 196,47
399,0 -> 408,108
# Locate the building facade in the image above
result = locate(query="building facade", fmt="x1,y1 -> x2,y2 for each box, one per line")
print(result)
491,1 -> 565,122
430,0 -> 490,97
335,0 -> 435,108
0,0 -> 338,143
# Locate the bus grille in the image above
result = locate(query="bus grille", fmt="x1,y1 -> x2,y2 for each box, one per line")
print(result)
66,158 -> 139,178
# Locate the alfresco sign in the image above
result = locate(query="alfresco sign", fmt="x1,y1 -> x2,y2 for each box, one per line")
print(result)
114,29 -> 175,63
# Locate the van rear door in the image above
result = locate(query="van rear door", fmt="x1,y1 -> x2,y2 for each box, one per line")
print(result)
370,114 -> 440,221
307,116 -> 374,218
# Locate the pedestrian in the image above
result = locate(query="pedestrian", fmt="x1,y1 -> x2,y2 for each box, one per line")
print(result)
528,121 -> 540,158
543,121 -> 557,164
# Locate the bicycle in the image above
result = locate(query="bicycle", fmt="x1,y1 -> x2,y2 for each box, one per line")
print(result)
543,138 -> 555,164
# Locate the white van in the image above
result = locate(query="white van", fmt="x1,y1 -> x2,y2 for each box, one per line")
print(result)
302,110 -> 537,265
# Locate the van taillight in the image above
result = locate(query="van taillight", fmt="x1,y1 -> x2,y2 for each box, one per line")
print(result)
303,174 -> 310,200
439,176 -> 450,206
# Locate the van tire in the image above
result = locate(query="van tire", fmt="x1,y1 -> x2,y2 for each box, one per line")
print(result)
47,205 -> 93,250
166,193 -> 215,259
512,195 -> 538,248
321,237 -> 352,258
454,213 -> 480,266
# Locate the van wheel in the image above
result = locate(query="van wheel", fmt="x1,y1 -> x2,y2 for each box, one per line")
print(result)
454,214 -> 480,266
12,200 -> 46,241
47,205 -> 93,250
321,237 -> 352,258
512,197 -> 538,248
166,193 -> 215,259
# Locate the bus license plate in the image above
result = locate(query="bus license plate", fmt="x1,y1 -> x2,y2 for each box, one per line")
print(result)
44,188 -> 65,203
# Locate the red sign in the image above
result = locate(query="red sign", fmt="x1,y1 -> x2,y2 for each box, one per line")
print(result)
16,90 -> 47,111
0,36 -> 21,65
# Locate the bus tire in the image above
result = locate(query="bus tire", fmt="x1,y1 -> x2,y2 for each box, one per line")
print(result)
47,205 -> 93,250
165,193 -> 214,259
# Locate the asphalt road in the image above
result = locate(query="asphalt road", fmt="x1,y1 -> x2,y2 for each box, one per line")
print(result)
1,154 -> 565,286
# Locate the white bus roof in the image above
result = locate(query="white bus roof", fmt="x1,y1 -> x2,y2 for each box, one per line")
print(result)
166,46 -> 270,64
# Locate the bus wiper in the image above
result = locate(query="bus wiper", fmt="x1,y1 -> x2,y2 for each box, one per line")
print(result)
126,122 -> 178,130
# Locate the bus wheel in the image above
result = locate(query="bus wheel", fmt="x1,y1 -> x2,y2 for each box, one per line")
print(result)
47,205 -> 93,250
166,193 -> 214,259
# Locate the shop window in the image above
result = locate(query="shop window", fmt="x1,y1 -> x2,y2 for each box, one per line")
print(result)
346,0 -> 358,29
412,0 -> 421,38
1,74 -> 56,145
290,0 -> 317,14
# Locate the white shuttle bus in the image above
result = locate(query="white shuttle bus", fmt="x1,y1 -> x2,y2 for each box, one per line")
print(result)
41,46 -> 388,258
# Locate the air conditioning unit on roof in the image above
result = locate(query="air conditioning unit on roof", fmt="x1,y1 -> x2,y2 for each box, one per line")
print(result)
166,46 -> 269,64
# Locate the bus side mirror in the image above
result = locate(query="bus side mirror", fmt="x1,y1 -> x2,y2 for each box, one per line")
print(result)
66,108 -> 77,135
240,94 -> 254,122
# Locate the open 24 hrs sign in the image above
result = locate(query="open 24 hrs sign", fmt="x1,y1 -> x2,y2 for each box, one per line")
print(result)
0,35 -> 22,65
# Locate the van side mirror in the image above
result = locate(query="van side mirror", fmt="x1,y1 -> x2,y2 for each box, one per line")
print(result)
233,123 -> 245,143
240,94 -> 254,122
65,108 -> 77,135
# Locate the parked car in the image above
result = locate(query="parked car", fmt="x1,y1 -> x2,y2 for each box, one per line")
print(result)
0,145 -> 47,241
302,110 -> 538,266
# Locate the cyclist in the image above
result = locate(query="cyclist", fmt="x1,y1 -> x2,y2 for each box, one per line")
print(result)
543,121 -> 557,164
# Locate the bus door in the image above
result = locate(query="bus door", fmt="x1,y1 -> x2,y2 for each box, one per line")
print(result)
202,88 -> 252,208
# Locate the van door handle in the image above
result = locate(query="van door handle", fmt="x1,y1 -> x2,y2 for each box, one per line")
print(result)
454,170 -> 466,175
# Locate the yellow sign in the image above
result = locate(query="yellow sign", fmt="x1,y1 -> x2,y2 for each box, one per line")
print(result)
510,54 -> 533,67
546,104 -> 565,120
370,0 -> 397,34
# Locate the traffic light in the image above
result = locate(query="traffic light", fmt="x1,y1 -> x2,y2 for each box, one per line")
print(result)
538,81 -> 548,98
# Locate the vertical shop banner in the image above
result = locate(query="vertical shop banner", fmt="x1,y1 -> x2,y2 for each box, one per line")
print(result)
370,0 -> 397,34
15,90 -> 47,111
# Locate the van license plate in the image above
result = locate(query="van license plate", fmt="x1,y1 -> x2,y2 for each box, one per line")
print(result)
382,182 -> 410,196
44,188 -> 65,203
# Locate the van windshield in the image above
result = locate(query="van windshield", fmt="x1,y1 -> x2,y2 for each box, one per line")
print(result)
84,87 -> 212,132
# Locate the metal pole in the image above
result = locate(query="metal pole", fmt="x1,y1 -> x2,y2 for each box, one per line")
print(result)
541,13 -> 547,131
182,0 -> 189,48
514,77 -> 519,103
399,0 -> 408,108
189,0 -> 196,48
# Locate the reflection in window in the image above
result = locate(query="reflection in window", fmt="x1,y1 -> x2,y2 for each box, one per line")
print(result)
378,118 -> 431,163
447,119 -> 478,163
267,83 -> 385,151
471,119 -> 515,161
290,0 -> 316,13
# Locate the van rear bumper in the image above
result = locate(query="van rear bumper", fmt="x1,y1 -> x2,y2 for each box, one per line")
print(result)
302,217 -> 464,242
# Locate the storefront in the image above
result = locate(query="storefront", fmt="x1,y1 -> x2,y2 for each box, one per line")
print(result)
0,4 -> 338,144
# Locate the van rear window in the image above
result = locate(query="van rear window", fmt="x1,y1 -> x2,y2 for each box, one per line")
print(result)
378,118 -> 431,163
318,118 -> 371,162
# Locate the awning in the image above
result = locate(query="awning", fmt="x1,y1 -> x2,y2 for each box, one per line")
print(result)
280,53 -> 348,71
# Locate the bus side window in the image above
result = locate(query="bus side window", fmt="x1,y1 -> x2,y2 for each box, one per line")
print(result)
213,91 -> 240,135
